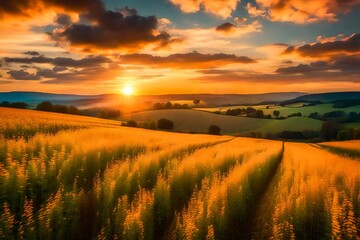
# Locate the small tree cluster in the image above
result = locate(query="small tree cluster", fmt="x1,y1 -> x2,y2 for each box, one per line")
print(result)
0,101 -> 28,109
157,119 -> 174,130
153,102 -> 189,110
208,125 -> 221,135
36,101 -> 81,115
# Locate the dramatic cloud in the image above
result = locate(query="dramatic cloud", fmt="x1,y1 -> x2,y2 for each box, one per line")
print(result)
119,51 -> 256,69
49,6 -> 179,51
284,33 -> 360,57
3,53 -> 120,82
250,0 -> 360,23
169,0 -> 240,18
0,0 -> 178,52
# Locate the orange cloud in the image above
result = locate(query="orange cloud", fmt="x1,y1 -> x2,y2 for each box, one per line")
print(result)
249,0 -> 360,23
0,0 -> 101,19
169,0 -> 240,19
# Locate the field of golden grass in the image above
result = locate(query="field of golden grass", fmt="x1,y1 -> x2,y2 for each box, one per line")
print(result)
0,108 -> 359,239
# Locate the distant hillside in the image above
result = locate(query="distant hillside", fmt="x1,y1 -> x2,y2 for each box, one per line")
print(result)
0,91 -> 306,109
141,92 -> 306,106
285,92 -> 360,104
123,109 -> 323,134
0,92 -> 98,106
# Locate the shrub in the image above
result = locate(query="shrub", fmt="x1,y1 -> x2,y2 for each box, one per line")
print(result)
321,120 -> 340,140
127,120 -> 138,127
36,101 -> 54,112
208,125 -> 221,135
354,128 -> 360,139
157,119 -> 174,130
337,130 -> 352,141
273,110 -> 280,118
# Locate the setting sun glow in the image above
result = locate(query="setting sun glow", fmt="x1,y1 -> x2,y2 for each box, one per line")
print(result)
122,86 -> 134,96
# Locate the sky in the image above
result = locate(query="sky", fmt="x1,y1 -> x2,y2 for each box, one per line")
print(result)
0,0 -> 359,95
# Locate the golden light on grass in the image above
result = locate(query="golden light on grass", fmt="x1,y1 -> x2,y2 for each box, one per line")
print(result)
1,107 -> 359,239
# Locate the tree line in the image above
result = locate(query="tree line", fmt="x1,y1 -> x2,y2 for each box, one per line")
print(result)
153,102 -> 190,110
308,111 -> 360,123
0,101 -> 28,109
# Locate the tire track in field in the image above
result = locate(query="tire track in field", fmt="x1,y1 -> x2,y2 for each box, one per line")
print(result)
312,143 -> 360,160
163,140 -> 284,240
242,142 -> 285,240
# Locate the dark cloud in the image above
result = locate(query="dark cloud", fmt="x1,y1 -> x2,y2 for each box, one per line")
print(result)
276,62 -> 328,74
333,54 -> 360,72
4,55 -> 111,67
120,51 -> 256,68
284,33 -> 360,57
6,64 -> 121,83
24,51 -> 40,56
49,5 -> 178,51
215,22 -> 236,32
55,13 -> 72,25
7,70 -> 40,80
1,0 -> 177,52
276,55 -> 360,74
4,53 -> 117,82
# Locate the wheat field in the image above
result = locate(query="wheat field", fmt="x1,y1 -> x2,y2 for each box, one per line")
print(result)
0,108 -> 359,239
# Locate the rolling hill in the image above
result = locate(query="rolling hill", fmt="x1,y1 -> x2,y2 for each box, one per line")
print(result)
282,92 -> 360,104
123,109 -> 324,134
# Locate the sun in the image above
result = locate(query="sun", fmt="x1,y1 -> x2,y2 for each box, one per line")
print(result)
122,85 -> 134,96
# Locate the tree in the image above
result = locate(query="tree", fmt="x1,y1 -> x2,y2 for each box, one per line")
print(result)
273,110 -> 280,118
148,121 -> 157,130
321,120 -> 340,140
0,101 -> 10,107
157,118 -> 174,130
36,101 -> 54,112
337,130 -> 352,141
165,102 -> 173,109
53,104 -> 68,113
208,125 -> 221,135
68,106 -> 81,115
254,110 -> 264,118
353,129 -> 360,139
